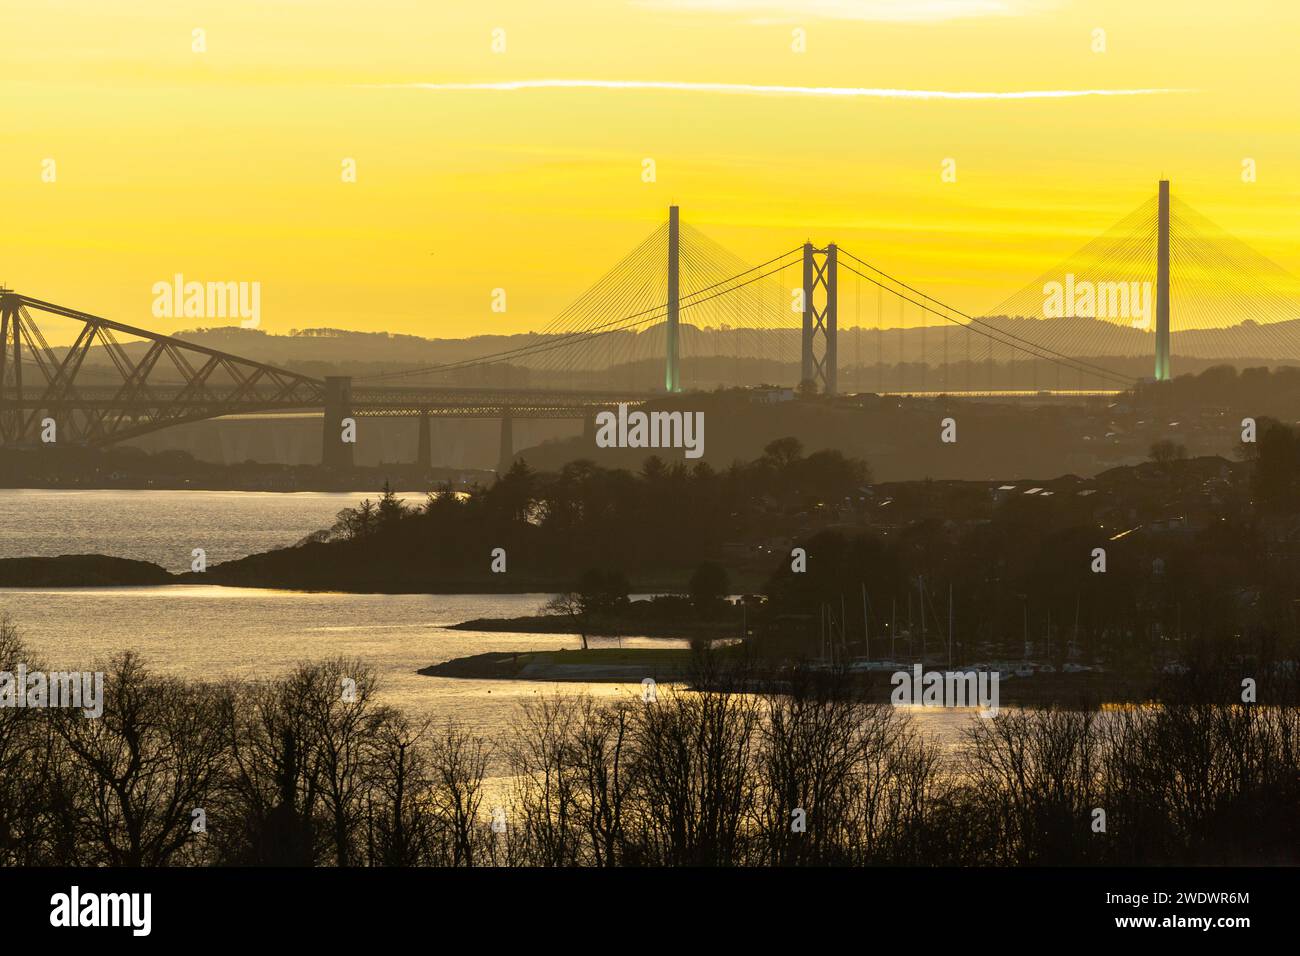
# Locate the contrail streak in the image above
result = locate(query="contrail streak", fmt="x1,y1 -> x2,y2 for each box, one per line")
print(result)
370,79 -> 1193,100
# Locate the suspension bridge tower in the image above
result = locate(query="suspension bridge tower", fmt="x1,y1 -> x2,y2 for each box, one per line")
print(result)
801,243 -> 838,394
1155,179 -> 1172,381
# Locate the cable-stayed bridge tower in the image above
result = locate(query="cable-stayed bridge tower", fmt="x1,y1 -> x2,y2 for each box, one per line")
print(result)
665,205 -> 681,393
1155,179 -> 1171,381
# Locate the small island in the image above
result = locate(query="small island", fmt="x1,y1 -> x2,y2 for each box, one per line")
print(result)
419,647 -> 701,682
0,554 -> 174,587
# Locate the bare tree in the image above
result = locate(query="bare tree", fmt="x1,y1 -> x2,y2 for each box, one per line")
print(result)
427,719 -> 490,867
294,658 -> 385,867
629,684 -> 760,866
568,697 -> 635,866
958,708 -> 1100,865
53,652 -> 233,867
366,710 -> 433,866
543,593 -> 589,650
225,676 -> 321,865
507,694 -> 583,866
0,615 -> 64,865
755,671 -> 866,865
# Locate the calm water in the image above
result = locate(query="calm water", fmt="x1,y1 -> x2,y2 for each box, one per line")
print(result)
0,585 -> 677,742
0,488 -> 373,571
0,489 -> 975,749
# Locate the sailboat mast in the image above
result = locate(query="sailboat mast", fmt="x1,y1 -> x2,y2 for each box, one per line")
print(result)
820,604 -> 826,663
1023,603 -> 1029,659
841,594 -> 847,662
919,577 -> 926,661
862,582 -> 870,662
1073,594 -> 1080,660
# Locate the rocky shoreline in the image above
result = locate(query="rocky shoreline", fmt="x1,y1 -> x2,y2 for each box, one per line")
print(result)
419,650 -> 694,682
419,650 -> 1157,705
448,614 -> 739,638
0,552 -> 729,596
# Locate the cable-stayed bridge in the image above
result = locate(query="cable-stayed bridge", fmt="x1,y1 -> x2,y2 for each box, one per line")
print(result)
4,181 -> 1299,467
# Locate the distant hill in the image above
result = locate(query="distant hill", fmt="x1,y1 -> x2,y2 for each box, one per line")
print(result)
48,316 -> 1300,389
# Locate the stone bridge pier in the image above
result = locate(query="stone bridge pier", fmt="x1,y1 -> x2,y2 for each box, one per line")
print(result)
321,376 -> 354,468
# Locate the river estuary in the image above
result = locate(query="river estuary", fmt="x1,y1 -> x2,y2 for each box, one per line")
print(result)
0,489 -> 975,748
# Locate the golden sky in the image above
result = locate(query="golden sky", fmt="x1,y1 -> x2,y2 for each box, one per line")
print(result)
3,0 -> 1298,344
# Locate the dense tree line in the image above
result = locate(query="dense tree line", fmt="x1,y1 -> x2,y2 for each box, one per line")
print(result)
758,511 -> 1300,668
1,617 -> 1294,867
1135,363 -> 1300,418
216,439 -> 867,591
755,418 -> 1300,664
281,430 -> 1300,670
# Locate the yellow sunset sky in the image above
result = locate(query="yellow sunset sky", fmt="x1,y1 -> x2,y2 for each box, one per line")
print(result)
3,0 -> 1298,344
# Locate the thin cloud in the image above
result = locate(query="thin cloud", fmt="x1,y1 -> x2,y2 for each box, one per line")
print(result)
374,79 -> 1193,101
632,0 -> 1053,24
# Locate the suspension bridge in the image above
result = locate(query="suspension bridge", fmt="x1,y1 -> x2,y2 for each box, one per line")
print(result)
3,180 -> 1298,469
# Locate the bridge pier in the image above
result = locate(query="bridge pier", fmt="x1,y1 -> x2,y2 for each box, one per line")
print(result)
416,410 -> 431,469
321,375 -> 354,468
498,408 -> 514,474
